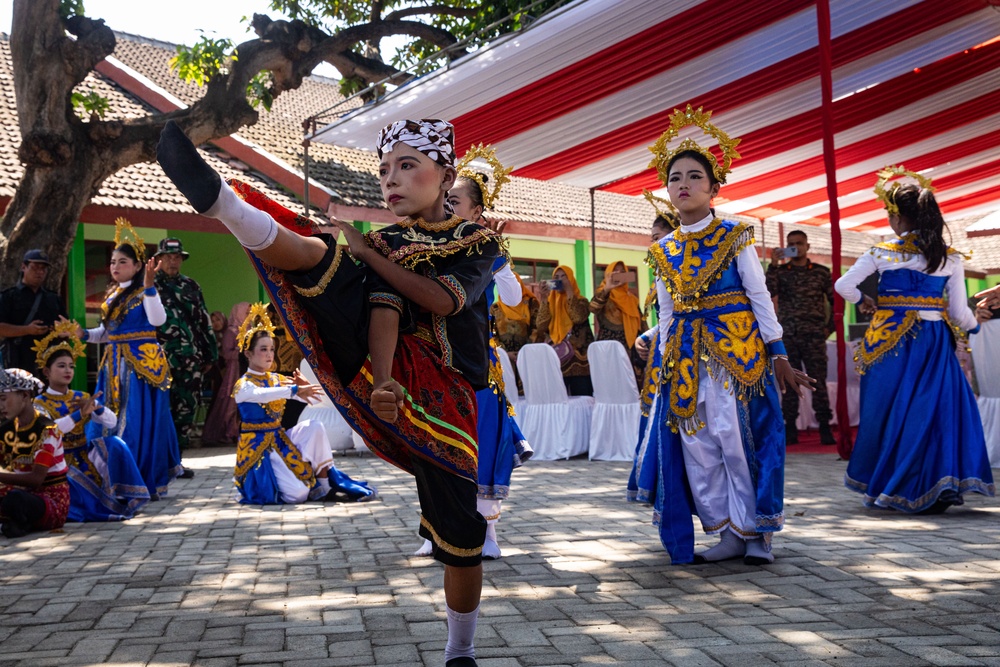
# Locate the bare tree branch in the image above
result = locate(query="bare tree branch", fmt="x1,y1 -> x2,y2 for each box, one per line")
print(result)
384,4 -> 479,22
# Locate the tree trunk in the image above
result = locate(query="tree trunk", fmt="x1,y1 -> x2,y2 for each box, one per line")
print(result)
0,157 -> 104,290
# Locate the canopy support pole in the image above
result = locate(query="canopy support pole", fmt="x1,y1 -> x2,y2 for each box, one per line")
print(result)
590,187 -> 597,291
817,0 -> 852,458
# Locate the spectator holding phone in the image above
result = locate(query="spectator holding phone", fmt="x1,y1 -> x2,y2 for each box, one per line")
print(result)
765,230 -> 836,445
590,261 -> 647,387
536,266 -> 594,396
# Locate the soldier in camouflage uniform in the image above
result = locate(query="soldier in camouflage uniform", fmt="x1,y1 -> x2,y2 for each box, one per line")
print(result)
154,238 -> 219,469
765,230 -> 836,445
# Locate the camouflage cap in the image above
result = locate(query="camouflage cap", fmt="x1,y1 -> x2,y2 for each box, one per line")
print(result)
154,237 -> 190,259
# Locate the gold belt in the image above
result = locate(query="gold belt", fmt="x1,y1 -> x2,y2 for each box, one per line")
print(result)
243,420 -> 281,432
109,330 -> 157,342
878,295 -> 945,310
673,290 -> 750,314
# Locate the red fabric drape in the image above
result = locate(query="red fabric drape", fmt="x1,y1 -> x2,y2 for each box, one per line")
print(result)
816,0 -> 853,458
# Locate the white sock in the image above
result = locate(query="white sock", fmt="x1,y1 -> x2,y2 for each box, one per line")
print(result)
444,604 -> 478,662
316,477 -> 331,495
745,537 -> 774,563
203,181 -> 278,251
414,538 -> 433,556
696,528 -> 745,562
482,522 -> 501,560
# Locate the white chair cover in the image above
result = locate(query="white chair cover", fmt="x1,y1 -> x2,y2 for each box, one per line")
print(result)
586,341 -> 640,461
971,319 -> 1000,466
296,360 -> 357,451
796,340 -> 861,430
515,343 -> 593,460
496,345 -> 521,408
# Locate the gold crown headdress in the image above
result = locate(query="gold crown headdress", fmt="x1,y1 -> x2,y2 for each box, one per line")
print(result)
874,165 -> 934,217
456,144 -> 514,210
31,320 -> 87,371
643,189 -> 679,223
114,217 -> 146,264
237,302 -> 277,352
648,105 -> 741,185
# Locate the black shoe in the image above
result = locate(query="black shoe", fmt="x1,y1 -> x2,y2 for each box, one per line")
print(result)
818,421 -> 836,445
156,120 -> 222,213
785,423 -> 798,445
916,500 -> 952,515
445,658 -> 478,667
178,467 -> 195,479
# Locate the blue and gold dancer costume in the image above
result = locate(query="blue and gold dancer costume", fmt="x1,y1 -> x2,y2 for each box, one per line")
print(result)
836,166 -> 993,512
83,218 -> 181,497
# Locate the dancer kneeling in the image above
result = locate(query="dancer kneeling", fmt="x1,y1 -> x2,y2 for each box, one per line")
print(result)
33,322 -> 150,521
233,304 -> 375,504
0,369 -> 70,538
157,117 -> 500,666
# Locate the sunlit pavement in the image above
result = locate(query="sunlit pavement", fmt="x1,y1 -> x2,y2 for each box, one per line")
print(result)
2,447 -> 1000,666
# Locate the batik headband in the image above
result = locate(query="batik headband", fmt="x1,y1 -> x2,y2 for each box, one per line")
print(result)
0,368 -> 45,394
377,119 -> 456,167
874,165 -> 934,217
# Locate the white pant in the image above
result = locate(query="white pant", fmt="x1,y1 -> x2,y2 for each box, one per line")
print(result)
268,420 -> 333,504
680,364 -> 757,537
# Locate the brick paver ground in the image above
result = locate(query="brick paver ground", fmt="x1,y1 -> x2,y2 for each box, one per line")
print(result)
2,447 -> 999,667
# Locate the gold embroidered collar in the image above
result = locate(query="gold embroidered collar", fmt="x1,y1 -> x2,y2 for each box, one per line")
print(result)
398,215 -> 464,232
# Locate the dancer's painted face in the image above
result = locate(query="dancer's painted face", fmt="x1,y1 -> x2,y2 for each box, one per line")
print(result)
246,335 -> 275,372
447,179 -> 483,223
109,250 -> 141,283
667,157 -> 720,216
44,355 -> 75,390
379,143 -> 456,219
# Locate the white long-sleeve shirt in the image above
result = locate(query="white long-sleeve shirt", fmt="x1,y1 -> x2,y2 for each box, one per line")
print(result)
494,261 -> 523,307
85,280 -> 167,343
835,234 -> 979,332
657,213 -> 783,354
47,388 -> 118,434
234,370 -> 307,404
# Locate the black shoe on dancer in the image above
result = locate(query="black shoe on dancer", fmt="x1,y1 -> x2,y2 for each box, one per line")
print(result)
156,120 -> 221,213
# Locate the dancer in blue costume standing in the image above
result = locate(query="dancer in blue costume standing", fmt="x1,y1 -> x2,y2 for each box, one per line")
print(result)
628,195 -> 676,506
233,304 -> 376,505
836,167 -> 994,514
414,145 -> 531,560
645,106 -> 811,566
64,219 -> 182,499
33,321 -> 149,521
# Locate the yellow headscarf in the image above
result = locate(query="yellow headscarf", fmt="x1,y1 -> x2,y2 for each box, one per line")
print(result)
497,271 -> 536,326
547,265 -> 581,345
597,260 -> 642,345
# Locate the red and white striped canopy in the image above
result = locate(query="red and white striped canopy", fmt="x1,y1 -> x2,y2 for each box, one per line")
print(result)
314,0 -> 1000,234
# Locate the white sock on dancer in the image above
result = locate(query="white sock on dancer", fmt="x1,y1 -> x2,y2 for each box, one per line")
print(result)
482,522 -> 501,560
444,604 -> 478,663
203,181 -> 278,251
414,538 -> 433,556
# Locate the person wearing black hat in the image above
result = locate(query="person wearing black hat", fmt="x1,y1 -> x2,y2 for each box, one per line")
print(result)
153,238 -> 218,466
0,250 -> 67,374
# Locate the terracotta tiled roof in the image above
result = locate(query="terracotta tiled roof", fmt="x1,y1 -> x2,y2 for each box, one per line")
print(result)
0,34 -> 323,224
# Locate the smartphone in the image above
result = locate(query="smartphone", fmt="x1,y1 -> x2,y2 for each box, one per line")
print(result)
546,279 -> 563,291
783,246 -> 799,258
619,271 -> 637,283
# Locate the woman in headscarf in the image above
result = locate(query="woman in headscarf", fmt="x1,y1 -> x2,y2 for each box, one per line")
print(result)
535,265 -> 594,396
590,260 -> 647,387
201,302 -> 248,445
492,272 -> 538,359
156,117 -> 503,667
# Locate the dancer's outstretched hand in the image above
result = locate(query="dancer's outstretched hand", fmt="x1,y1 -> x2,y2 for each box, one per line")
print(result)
371,379 -> 404,424
482,216 -> 508,236
295,382 -> 324,403
975,285 -> 1000,310
773,357 -> 811,398
327,206 -> 371,262
144,257 -> 161,289
56,315 -> 85,340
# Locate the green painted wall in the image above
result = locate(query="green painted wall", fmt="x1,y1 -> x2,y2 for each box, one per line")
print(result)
168,230 -> 264,315
507,237 -> 577,276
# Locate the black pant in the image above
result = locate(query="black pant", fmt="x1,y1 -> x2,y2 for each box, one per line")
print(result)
782,333 -> 831,424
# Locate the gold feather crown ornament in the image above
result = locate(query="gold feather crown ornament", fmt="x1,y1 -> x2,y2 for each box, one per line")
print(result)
874,165 -> 934,217
237,303 -> 277,352
456,144 -> 514,210
648,104 -> 742,185
114,217 -> 146,263
643,188 -> 679,222
32,319 -> 87,371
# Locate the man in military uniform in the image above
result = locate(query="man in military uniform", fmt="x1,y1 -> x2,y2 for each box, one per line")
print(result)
766,230 -> 836,445
154,238 -> 218,471
0,250 -> 66,375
